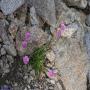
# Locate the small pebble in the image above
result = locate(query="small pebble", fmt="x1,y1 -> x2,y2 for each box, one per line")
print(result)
50,80 -> 55,84
1,47 -> 6,55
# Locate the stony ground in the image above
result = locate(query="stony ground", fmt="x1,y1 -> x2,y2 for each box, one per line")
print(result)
0,0 -> 90,90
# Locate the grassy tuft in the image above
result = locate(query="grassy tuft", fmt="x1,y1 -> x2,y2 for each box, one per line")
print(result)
30,45 -> 48,77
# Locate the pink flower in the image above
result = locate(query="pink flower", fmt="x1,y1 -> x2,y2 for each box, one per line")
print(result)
60,21 -> 66,30
47,69 -> 57,78
23,56 -> 29,64
25,32 -> 31,41
56,21 -> 66,39
22,41 -> 27,48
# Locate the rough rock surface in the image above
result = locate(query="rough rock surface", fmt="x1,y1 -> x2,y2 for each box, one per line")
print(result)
46,50 -> 55,62
51,38 -> 88,90
50,5 -> 88,90
0,0 -> 89,90
0,0 -> 25,15
29,0 -> 56,27
64,0 -> 87,9
88,0 -> 90,7
85,14 -> 90,27
61,22 -> 79,38
85,32 -> 90,58
30,6 -> 39,26
0,20 -> 17,56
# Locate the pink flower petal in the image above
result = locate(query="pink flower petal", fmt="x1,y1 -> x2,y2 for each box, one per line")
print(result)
25,32 -> 31,41
23,56 -> 29,64
47,69 -> 57,78
22,41 -> 27,48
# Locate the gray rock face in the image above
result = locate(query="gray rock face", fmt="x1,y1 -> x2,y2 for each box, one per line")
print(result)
54,0 -> 69,19
30,7 -> 39,26
54,1 -> 86,23
0,0 -> 25,15
29,0 -> 56,27
51,37 -> 87,90
64,0 -> 87,9
86,15 -> 90,27
61,22 -> 79,38
85,32 -> 90,59
88,0 -> 90,7
50,6 -> 88,90
0,55 -> 14,76
0,20 -> 17,56
3,44 -> 17,56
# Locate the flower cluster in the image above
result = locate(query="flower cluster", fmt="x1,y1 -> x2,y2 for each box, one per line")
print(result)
22,32 -> 31,48
22,31 -> 31,64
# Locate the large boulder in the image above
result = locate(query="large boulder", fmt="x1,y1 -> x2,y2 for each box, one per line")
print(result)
0,0 -> 25,15
49,4 -> 88,90
51,37 -> 88,90
54,1 -> 86,23
29,0 -> 56,27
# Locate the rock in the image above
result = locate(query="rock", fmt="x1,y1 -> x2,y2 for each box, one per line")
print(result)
55,82 -> 63,90
27,85 -> 30,89
0,85 -> 12,90
0,44 -> 1,49
12,86 -> 23,90
14,4 -> 27,24
24,87 -> 27,90
84,31 -> 90,90
54,1 -> 86,23
0,38 -> 2,42
0,56 -> 12,76
30,6 -> 39,26
16,26 -> 48,56
50,8 -> 88,89
85,14 -> 90,27
46,63 -> 53,68
64,0 -> 87,9
51,37 -> 88,90
88,0 -> 90,7
0,0 -> 25,15
6,55 -> 14,64
54,1 -> 69,19
52,4 -> 86,40
3,42 -> 16,57
50,80 -> 55,84
1,47 -> 6,55
0,20 -> 17,56
87,70 -> 90,90
88,70 -> 90,84
46,50 -> 55,62
0,11 -> 4,19
61,22 -> 79,38
8,21 -> 18,39
29,0 -> 56,27
30,70 -> 35,76
85,32 -> 90,58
